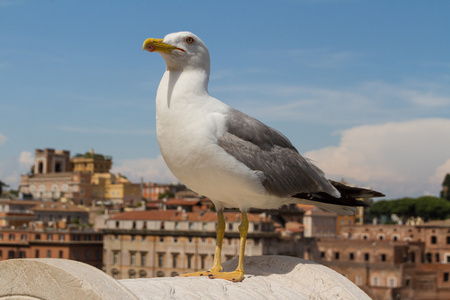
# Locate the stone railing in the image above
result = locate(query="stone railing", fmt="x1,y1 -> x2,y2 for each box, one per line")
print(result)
0,256 -> 370,299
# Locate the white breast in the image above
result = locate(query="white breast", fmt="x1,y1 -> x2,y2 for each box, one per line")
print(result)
155,72 -> 269,210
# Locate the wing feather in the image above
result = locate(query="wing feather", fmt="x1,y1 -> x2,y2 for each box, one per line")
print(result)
218,108 -> 338,198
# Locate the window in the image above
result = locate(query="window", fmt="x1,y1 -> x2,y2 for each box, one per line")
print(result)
372,276 -> 379,286
141,252 -> 147,266
254,238 -> 260,246
59,250 -> 63,258
431,236 -> 437,244
320,251 -> 325,259
189,222 -> 194,230
447,236 -> 450,244
364,253 -> 370,261
254,224 -> 259,231
172,253 -> 179,268
380,254 -> 386,262
388,277 -> 397,287
186,254 -> 193,269
130,252 -> 135,266
47,250 -> 51,258
160,222 -> 165,230
9,234 -> 15,241
436,253 -> 440,263
19,251 -> 26,258
59,234 -> 65,241
356,275 -> 362,285
334,252 -> 340,260
8,250 -> 14,259
47,234 -> 53,241
85,250 -> 89,260
200,254 -> 207,269
158,253 -> 164,268
444,272 -> 449,282
113,252 -> 119,265
228,223 -> 233,230
173,236 -> 178,243
21,234 -> 27,241
349,253 -> 354,261
156,271 -> 164,277
35,249 -> 40,258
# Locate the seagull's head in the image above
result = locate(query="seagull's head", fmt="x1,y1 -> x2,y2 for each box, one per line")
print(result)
143,31 -> 210,72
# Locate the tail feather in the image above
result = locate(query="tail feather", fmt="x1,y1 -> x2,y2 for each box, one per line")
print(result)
292,180 -> 385,211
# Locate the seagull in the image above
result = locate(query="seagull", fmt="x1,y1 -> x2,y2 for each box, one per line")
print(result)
143,31 -> 384,282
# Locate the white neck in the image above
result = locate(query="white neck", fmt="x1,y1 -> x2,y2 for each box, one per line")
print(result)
156,68 -> 210,109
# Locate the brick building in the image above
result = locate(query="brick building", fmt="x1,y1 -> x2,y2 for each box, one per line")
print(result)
315,223 -> 450,299
0,226 -> 103,269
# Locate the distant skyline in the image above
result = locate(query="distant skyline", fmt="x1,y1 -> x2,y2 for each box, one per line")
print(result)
1,1 -> 450,199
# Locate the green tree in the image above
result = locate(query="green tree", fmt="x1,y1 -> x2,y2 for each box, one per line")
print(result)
369,196 -> 450,222
0,180 -> 9,195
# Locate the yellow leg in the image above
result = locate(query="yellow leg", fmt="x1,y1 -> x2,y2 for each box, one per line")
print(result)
211,210 -> 225,272
208,211 -> 248,282
179,210 -> 225,277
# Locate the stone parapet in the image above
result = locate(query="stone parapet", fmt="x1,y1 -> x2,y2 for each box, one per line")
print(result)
0,256 -> 370,299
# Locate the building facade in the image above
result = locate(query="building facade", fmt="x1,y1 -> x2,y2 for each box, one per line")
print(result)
315,223 -> 450,300
102,210 -> 302,279
0,227 -> 103,269
19,148 -> 139,206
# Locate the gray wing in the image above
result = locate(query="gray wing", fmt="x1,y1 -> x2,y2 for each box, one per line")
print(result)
218,108 -> 338,198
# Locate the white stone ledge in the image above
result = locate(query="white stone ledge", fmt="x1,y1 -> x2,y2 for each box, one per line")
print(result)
0,256 -> 370,300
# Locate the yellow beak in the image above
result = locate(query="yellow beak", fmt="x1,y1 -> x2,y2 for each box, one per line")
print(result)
142,38 -> 182,53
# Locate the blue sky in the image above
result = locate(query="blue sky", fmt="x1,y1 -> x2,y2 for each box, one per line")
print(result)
1,0 -> 450,199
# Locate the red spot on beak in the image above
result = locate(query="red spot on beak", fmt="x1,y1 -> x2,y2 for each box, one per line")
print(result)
147,45 -> 156,52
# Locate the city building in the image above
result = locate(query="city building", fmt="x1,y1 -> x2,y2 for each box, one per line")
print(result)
102,210 -> 303,279
91,173 -> 140,206
302,206 -> 337,238
0,199 -> 89,227
72,149 -> 112,174
141,183 -> 186,201
315,223 -> 450,300
0,199 -> 36,227
19,148 -> 139,206
0,225 -> 103,269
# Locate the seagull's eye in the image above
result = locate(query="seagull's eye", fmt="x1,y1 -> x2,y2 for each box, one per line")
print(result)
186,37 -> 195,44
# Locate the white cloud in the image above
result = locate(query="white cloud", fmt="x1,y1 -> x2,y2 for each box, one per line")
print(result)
19,151 -> 34,169
304,118 -> 450,199
430,159 -> 450,188
0,151 -> 35,189
112,155 -> 178,184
